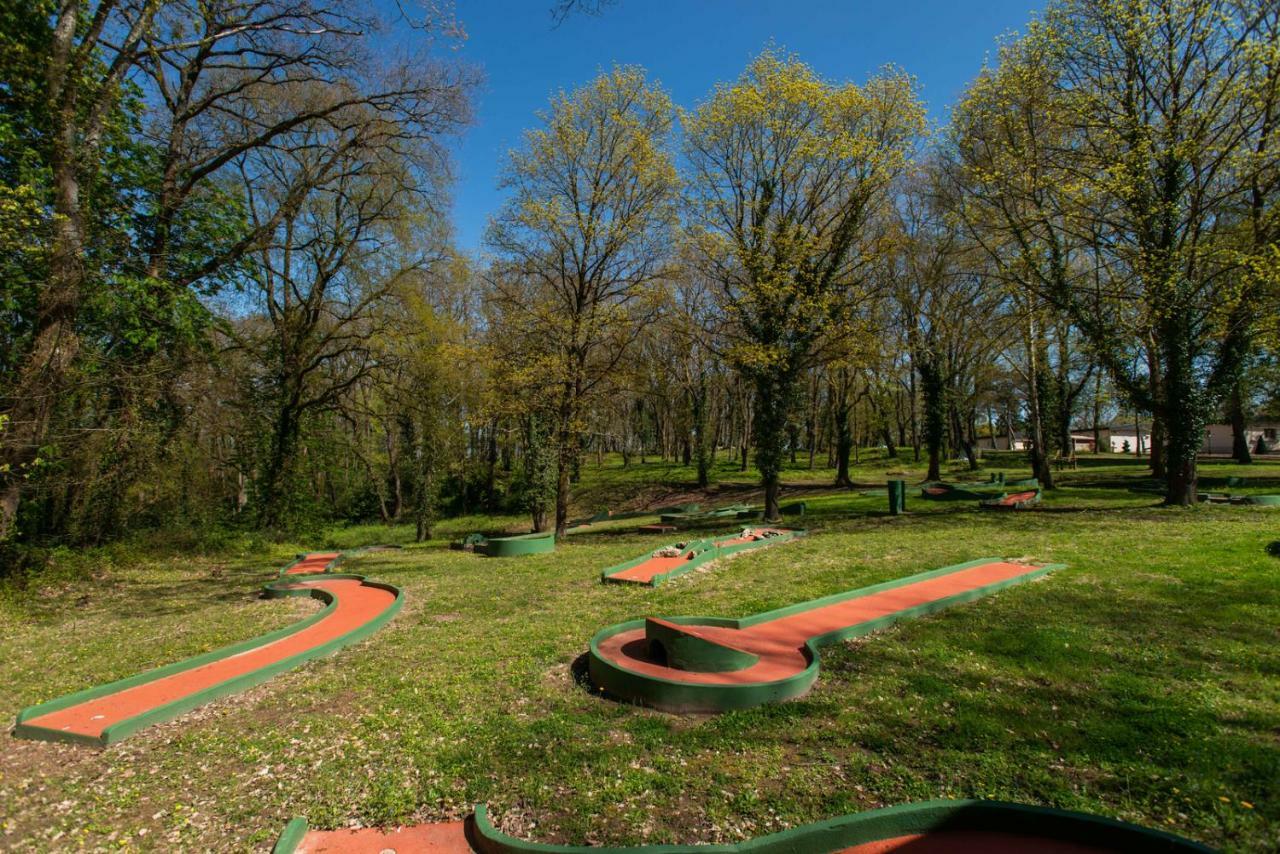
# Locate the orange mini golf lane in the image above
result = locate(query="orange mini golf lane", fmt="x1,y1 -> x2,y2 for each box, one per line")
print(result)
991,490 -> 1038,507
291,823 -> 1126,853
607,528 -> 791,584
597,561 -> 1046,685
17,558 -> 396,742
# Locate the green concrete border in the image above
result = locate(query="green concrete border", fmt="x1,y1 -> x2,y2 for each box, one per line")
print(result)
660,504 -> 752,524
481,530 -> 556,557
13,562 -> 403,746
1244,494 -> 1280,506
919,482 -> 999,501
980,489 -> 1042,511
601,529 -> 806,587
469,799 -> 1211,853
273,799 -> 1210,853
272,817 -> 310,853
588,558 -> 1063,712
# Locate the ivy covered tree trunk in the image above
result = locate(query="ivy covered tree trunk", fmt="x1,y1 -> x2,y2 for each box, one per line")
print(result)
259,401 -> 302,531
753,373 -> 793,522
692,373 -> 711,489
523,413 -> 554,533
1229,381 -> 1252,464
918,357 -> 945,482
1026,330 -> 1056,489
832,369 -> 854,487
1159,322 -> 1203,506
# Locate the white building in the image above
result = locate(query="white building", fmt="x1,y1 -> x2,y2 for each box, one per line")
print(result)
1202,422 -> 1280,455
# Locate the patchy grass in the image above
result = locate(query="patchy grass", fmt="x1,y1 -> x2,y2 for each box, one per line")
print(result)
1,456 -> 1278,851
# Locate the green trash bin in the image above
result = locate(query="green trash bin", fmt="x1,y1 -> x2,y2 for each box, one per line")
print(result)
887,480 -> 906,515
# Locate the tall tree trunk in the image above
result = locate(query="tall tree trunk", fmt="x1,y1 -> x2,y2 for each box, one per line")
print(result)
1229,380 -> 1252,464
1158,324 -> 1200,505
908,370 -> 920,461
919,357 -> 944,482
692,373 -> 711,488
753,374 -> 789,521
260,402 -> 301,529
485,416 -> 500,509
1026,320 -> 1055,488
0,14 -> 87,541
1092,372 -> 1103,453
833,370 -> 853,487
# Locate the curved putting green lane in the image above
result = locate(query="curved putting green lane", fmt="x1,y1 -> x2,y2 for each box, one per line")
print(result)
12,555 -> 402,747
589,558 -> 1063,712
601,527 -> 805,586
274,800 -> 1212,853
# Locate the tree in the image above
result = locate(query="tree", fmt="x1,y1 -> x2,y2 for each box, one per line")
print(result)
487,66 -> 677,536
222,81 -> 460,530
0,0 -> 473,541
953,0 -> 1280,504
683,50 -> 923,519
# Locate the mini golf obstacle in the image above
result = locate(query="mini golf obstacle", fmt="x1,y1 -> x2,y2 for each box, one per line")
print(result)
660,503 -> 753,525
1197,492 -> 1280,506
601,527 -> 805,587
13,551 -> 402,746
456,530 -> 556,557
919,482 -> 1001,501
980,489 -> 1043,511
273,799 -> 1211,853
588,558 -> 1062,712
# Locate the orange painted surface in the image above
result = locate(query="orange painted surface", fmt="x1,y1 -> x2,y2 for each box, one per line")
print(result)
609,552 -> 700,583
20,576 -> 396,740
994,491 -> 1037,507
286,552 -> 342,574
296,821 -> 470,853
293,824 -> 1116,853
596,561 -> 1047,685
608,529 -> 792,584
839,830 -> 1115,852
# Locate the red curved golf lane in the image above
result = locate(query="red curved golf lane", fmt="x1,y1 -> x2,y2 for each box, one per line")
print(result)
608,528 -> 791,584
287,552 -> 342,574
296,822 -> 471,853
291,824 -> 1123,853
19,576 -> 395,740
992,491 -> 1038,507
840,831 -> 1117,853
597,561 -> 1047,685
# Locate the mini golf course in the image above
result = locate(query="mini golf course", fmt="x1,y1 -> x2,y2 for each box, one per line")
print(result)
589,558 -> 1062,712
919,482 -> 1000,501
980,489 -> 1043,511
274,799 -> 1211,853
12,551 -> 402,746
458,530 -> 557,556
601,527 -> 805,586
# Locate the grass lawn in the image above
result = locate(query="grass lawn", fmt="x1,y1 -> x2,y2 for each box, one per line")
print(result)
1,453 -> 1278,851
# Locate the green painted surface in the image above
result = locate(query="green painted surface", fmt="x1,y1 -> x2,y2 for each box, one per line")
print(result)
660,504 -> 752,524
919,482 -> 998,501
458,531 -> 557,556
482,531 -> 556,557
887,480 -> 906,515
644,617 -> 760,672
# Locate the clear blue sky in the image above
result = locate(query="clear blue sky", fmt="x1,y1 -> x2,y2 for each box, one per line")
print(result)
432,0 -> 1045,251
